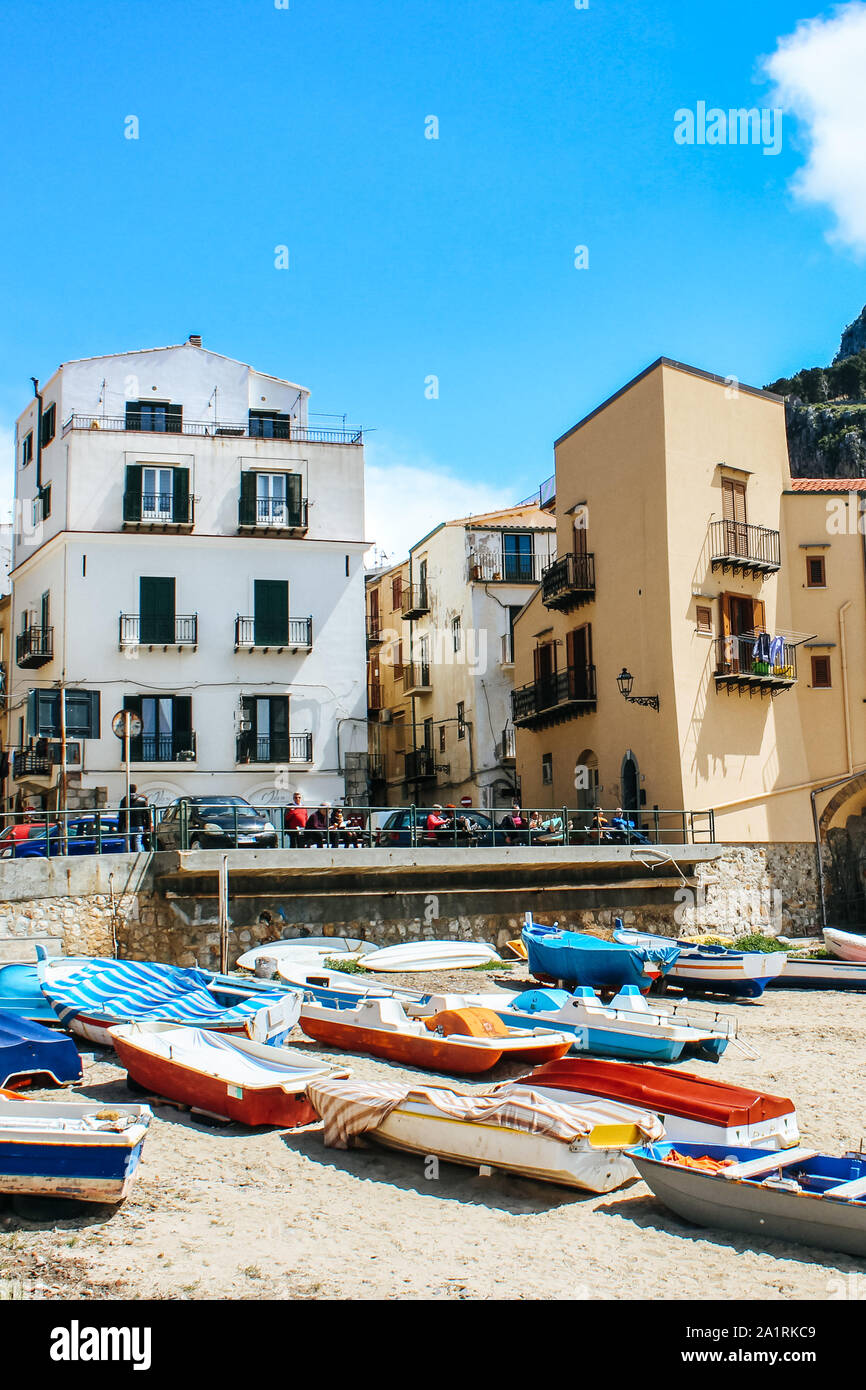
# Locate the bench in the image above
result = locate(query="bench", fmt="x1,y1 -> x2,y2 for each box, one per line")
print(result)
721,1147 -> 818,1181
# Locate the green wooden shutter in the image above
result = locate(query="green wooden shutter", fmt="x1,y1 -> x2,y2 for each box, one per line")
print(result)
123,695 -> 143,760
140,577 -> 175,644
286,472 -> 303,527
165,404 -> 183,435
172,468 -> 190,524
270,696 -> 289,761
239,472 -> 257,526
173,695 -> 193,758
26,689 -> 38,738
254,580 -> 288,645
124,465 -> 143,522
87,689 -> 100,740
125,402 -> 143,431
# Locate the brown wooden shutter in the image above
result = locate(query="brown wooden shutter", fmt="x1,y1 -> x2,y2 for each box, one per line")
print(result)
752,598 -> 766,633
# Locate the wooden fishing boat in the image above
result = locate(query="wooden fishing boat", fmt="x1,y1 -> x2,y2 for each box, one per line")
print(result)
306,1076 -> 664,1192
524,917 -> 679,995
823,928 -> 866,964
278,963 -> 517,1013
630,1142 -> 866,1257
512,1058 -> 799,1150
298,997 -> 570,1074
358,941 -> 502,972
485,986 -> 739,1063
614,928 -> 786,998
769,954 -> 866,990
0,1011 -> 83,1089
0,1094 -> 151,1204
37,953 -> 300,1047
109,1022 -> 351,1126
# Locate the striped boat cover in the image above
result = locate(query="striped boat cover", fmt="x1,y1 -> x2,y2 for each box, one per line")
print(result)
40,959 -> 296,1032
306,1078 -> 664,1150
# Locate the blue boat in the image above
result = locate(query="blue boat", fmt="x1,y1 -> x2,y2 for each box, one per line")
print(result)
0,1011 -> 83,1088
614,928 -> 786,998
522,915 -> 680,995
489,986 -> 733,1063
36,952 -> 301,1048
0,1094 -> 151,1204
0,961 -> 62,1023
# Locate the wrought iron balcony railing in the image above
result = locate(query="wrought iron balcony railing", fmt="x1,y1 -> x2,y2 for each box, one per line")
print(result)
403,662 -> 432,693
63,413 -> 363,445
405,748 -> 436,781
122,490 -> 194,528
16,626 -> 54,668
234,616 -> 313,650
133,732 -> 197,762
119,615 -> 198,647
714,634 -> 797,692
236,732 -> 313,764
541,552 -> 596,610
237,496 -> 309,532
468,551 -> 548,584
710,520 -> 781,575
512,664 -> 597,727
401,584 -> 430,619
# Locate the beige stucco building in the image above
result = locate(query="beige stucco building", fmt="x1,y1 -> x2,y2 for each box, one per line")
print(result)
366,503 -> 555,808
512,357 -> 866,845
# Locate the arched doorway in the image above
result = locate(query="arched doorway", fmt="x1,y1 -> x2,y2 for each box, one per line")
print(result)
575,748 -> 599,811
620,751 -> 639,815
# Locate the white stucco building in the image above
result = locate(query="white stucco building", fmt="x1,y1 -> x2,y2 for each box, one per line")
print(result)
8,336 -> 368,811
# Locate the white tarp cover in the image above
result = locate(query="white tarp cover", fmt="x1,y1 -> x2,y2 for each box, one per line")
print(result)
306,1078 -> 664,1150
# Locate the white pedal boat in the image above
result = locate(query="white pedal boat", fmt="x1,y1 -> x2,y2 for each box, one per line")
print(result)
358,941 -> 502,973
823,928 -> 866,964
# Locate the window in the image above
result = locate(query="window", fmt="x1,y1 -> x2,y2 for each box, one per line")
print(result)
238,695 -> 290,761
391,576 -> 403,611
21,431 -> 32,466
393,639 -> 404,679
143,467 -> 174,522
696,605 -> 712,634
452,616 -> 461,653
423,717 -> 434,752
721,477 -> 748,556
139,577 -> 176,644
253,579 -> 289,646
27,689 -> 100,740
439,725 -> 446,753
125,400 -> 182,434
393,711 -> 406,753
40,404 -> 56,448
811,655 -> 832,688
239,470 -> 303,527
806,555 -> 826,588
249,410 -> 291,439
503,532 -> 534,583
457,702 -> 465,740
124,694 -> 193,761
542,753 -> 553,785
123,465 -> 191,525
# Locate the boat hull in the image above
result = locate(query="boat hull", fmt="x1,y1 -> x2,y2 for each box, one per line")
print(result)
0,1011 -> 83,1089
0,1099 -> 150,1205
360,942 -> 501,973
631,1146 -> 866,1257
372,1103 -> 640,1192
298,1014 -> 567,1074
770,957 -> 866,990
823,928 -> 866,964
494,1008 -> 687,1062
0,962 -> 61,1024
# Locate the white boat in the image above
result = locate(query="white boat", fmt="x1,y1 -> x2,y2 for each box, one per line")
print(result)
235,939 -> 376,972
770,953 -> 866,990
276,963 -> 517,1011
823,928 -> 866,964
614,928 -> 786,998
359,941 -> 502,973
306,1076 -> 664,1193
0,1095 -> 151,1204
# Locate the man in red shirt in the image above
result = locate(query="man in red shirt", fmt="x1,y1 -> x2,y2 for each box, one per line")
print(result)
283,790 -> 308,847
425,804 -> 450,847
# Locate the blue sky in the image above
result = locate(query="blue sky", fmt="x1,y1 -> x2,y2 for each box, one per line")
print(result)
1,0 -> 865,559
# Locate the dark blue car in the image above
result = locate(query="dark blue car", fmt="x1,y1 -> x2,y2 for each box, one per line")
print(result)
4,815 -> 128,859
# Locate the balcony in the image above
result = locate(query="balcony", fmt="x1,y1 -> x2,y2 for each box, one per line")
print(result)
63,413 -> 363,446
468,551 -> 548,584
234,617 -> 313,652
12,742 -> 81,782
401,584 -> 430,620
236,732 -> 313,764
405,748 -> 436,781
237,496 -> 309,536
498,726 -> 516,763
16,626 -> 54,669
122,491 -> 194,532
709,520 -> 781,578
133,732 -> 197,763
541,553 -> 596,612
366,615 -> 383,646
512,664 -> 597,729
368,680 -> 384,711
403,662 -> 432,694
714,635 -> 797,695
119,615 -> 198,649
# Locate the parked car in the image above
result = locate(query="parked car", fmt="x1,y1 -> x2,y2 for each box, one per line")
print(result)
155,796 -> 279,850
375,808 -> 496,848
1,816 -> 126,859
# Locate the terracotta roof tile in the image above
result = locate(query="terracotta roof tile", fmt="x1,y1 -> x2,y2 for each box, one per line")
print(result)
790,478 -> 866,491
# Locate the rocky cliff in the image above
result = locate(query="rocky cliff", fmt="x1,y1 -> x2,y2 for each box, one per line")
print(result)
765,309 -> 866,478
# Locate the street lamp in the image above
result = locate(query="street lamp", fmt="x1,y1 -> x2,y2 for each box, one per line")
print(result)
616,668 -> 659,712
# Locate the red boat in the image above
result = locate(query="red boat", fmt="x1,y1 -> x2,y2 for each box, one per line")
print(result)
299,997 -> 571,1075
109,1022 -> 350,1127
512,1057 -> 799,1150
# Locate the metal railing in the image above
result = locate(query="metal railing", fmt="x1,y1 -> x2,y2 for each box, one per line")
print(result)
512,664 -> 597,723
366,615 -> 382,643
234,616 -> 313,649
119,614 -> 198,646
122,490 -> 195,526
710,520 -> 781,571
468,551 -> 549,584
0,801 -> 716,858
238,497 -> 309,530
400,584 -> 430,619
63,413 -> 363,445
136,732 -> 197,762
405,749 -> 436,781
236,732 -> 312,764
714,634 -> 797,684
403,662 -> 432,693
16,626 -> 54,667
541,552 -> 596,607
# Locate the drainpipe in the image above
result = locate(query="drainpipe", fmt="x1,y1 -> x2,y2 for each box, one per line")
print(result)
30,378 -> 43,495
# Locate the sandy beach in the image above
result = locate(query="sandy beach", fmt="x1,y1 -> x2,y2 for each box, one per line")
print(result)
2,971 -> 865,1302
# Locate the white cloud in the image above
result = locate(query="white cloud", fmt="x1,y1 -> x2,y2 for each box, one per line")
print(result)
765,2 -> 866,254
364,437 -> 517,568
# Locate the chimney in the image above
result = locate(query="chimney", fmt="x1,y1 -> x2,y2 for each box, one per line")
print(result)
188,334 -> 202,348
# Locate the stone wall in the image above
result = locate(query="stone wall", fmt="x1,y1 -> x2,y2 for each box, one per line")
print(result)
0,842 -> 825,969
